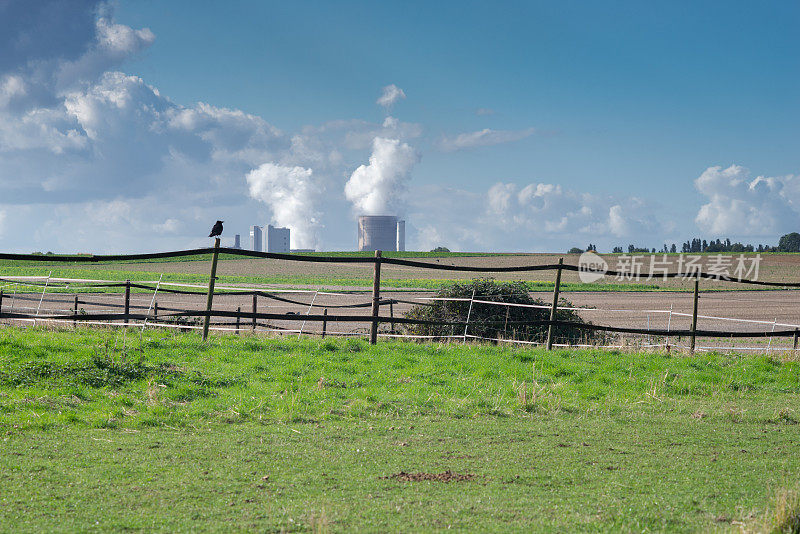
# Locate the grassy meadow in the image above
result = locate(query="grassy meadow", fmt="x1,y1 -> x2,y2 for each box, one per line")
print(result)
1,327 -> 800,531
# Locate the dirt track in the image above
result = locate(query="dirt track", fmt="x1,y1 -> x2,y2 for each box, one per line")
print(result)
5,288 -> 800,349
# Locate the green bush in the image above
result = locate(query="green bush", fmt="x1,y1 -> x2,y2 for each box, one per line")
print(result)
402,278 -> 599,344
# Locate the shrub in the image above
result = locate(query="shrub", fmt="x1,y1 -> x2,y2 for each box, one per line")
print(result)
402,278 -> 599,344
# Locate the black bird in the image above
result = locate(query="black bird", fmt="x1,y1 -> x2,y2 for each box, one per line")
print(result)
208,220 -> 224,238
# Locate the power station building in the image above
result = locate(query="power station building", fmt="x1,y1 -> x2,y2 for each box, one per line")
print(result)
357,215 -> 406,252
265,224 -> 290,253
249,225 -> 262,252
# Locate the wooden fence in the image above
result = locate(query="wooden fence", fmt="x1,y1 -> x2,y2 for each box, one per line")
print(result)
2,243 -> 800,353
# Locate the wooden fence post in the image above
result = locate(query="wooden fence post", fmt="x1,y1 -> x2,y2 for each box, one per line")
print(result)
690,278 -> 699,355
73,295 -> 78,328
252,294 -> 257,332
0,289 -> 3,321
370,250 -> 382,345
322,308 -> 328,338
389,301 -> 395,335
202,238 -> 221,341
545,258 -> 564,350
236,306 -> 241,335
153,301 -> 158,322
793,328 -> 798,351
124,280 -> 130,325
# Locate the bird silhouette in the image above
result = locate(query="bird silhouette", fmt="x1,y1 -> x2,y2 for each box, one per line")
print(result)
208,220 -> 224,238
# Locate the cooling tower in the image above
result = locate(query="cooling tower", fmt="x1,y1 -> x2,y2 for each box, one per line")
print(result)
358,215 -> 398,251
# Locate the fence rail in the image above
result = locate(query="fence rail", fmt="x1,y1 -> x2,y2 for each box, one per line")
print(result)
2,246 -> 799,353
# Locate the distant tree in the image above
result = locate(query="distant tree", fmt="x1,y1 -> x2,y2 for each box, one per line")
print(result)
430,246 -> 451,253
670,244 -> 677,253
568,247 -> 584,254
778,233 -> 800,252
612,246 -> 623,254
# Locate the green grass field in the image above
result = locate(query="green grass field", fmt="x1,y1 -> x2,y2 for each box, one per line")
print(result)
2,328 -> 800,531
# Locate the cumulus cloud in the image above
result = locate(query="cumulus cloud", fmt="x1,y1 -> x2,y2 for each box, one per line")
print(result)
55,15 -> 155,89
344,137 -> 418,215
438,127 -> 535,152
407,181 -> 661,252
694,165 -> 800,236
376,84 -> 406,109
246,163 -> 321,249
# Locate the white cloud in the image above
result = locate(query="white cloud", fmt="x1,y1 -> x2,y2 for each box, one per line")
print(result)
694,165 -> 800,236
246,163 -> 321,249
154,218 -> 180,234
376,84 -> 406,108
56,16 -> 155,89
0,75 -> 25,107
438,127 -> 535,152
345,137 -> 418,215
407,181 -> 661,252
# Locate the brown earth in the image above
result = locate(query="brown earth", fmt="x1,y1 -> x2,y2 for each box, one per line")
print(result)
381,471 -> 476,482
81,253 -> 800,290
5,288 -> 800,350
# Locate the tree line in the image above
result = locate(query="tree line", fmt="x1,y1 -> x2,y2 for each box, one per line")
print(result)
568,233 -> 800,254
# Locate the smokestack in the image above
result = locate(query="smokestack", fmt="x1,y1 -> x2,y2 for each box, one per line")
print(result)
396,220 -> 405,252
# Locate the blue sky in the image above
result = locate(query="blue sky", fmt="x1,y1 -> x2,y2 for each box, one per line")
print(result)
0,0 -> 797,252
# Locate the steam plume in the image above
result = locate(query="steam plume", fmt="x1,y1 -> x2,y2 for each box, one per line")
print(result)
344,137 -> 418,215
246,162 -> 320,249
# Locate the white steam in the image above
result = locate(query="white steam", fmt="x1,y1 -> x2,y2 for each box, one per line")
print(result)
344,137 -> 418,215
246,162 -> 320,249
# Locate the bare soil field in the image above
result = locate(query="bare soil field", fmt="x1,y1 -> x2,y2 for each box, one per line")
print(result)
81,252 -> 800,290
7,287 -> 800,350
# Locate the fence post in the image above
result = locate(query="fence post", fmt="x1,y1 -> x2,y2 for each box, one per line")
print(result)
794,328 -> 798,351
545,258 -> 564,350
73,295 -> 78,328
153,301 -> 158,322
689,278 -> 699,355
236,306 -> 241,335
124,280 -> 130,325
202,238 -> 221,341
389,301 -> 395,335
322,308 -> 328,338
370,250 -> 382,345
0,289 -> 3,322
252,294 -> 257,332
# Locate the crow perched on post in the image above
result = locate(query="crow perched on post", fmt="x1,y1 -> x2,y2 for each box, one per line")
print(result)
208,220 -> 223,238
